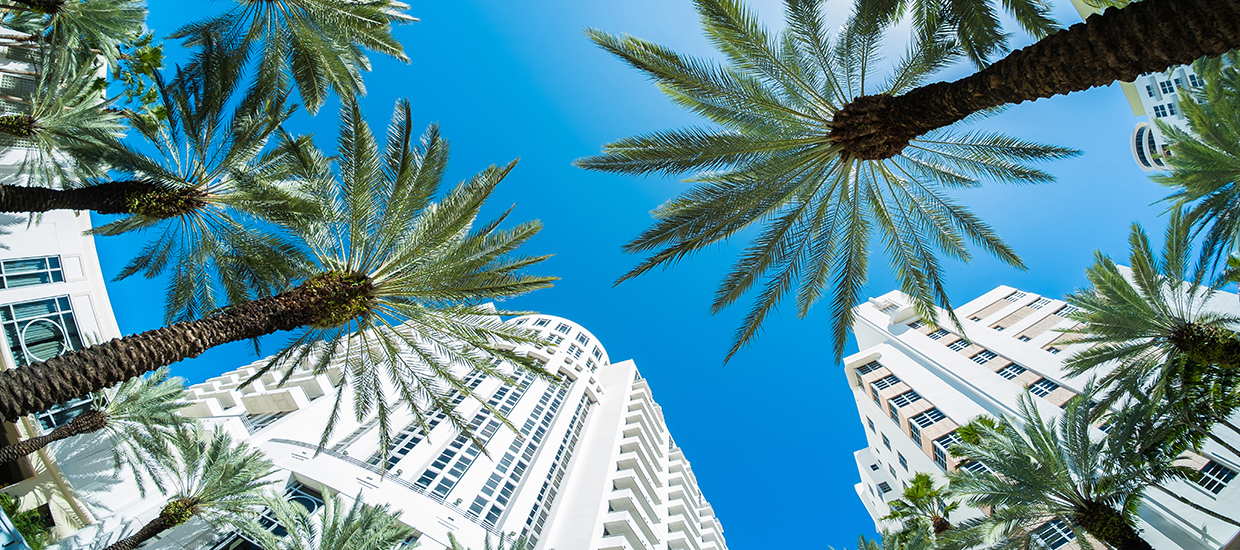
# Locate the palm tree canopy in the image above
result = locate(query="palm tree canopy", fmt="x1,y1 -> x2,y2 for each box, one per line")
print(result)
446,533 -> 532,550
882,472 -> 958,535
154,424 -> 275,528
577,0 -> 1078,360
81,35 -> 313,324
947,394 -> 1149,550
251,97 -> 557,460
1153,51 -> 1240,271
92,366 -> 194,497
869,0 -> 1059,67
1,0 -> 146,69
239,490 -> 413,550
1061,211 -> 1240,396
170,0 -> 415,114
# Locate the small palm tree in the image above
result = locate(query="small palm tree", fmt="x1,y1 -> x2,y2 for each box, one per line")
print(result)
0,98 -> 556,460
839,533 -> 933,550
446,533 -> 531,550
1152,51 -> 1240,271
102,425 -> 275,550
239,490 -> 413,550
948,394 -> 1154,550
882,472 -> 959,536
1062,211 -> 1240,384
171,0 -> 414,114
0,0 -> 145,68
869,0 -> 1058,67
578,0 -> 1078,359
0,367 -> 190,496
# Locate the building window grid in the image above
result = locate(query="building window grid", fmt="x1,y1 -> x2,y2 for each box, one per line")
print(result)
554,323 -> 571,334
2,296 -> 84,367
1056,305 -> 1079,317
575,333 -> 589,345
1029,297 -> 1051,309
871,375 -> 901,391
1032,519 -> 1075,550
1189,74 -> 1204,87
867,417 -> 875,433
533,318 -> 549,327
877,482 -> 892,494
898,452 -> 907,471
855,361 -> 883,376
1159,80 -> 1175,94
933,433 -> 963,469
971,350 -> 998,364
997,363 -> 1027,380
882,433 -> 891,450
948,339 -> 969,351
907,320 -> 924,329
889,391 -> 922,409
523,398 -> 592,546
1029,378 -> 1060,398
0,256 -> 64,289
1005,291 -> 1026,302
928,329 -> 950,340
911,408 -> 945,428
1197,461 -> 1238,494
468,386 -> 568,525
909,423 -> 921,446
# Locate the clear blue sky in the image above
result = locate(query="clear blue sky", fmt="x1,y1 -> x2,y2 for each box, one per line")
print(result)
95,1 -> 1172,548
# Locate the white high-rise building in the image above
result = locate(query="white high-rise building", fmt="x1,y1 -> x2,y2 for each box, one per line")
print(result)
53,314 -> 728,550
845,286 -> 1240,550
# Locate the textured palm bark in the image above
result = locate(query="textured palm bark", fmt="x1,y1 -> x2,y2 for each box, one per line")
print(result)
831,0 -> 1240,159
1075,502 -> 1155,550
0,180 -> 195,215
932,516 -> 951,534
0,273 -> 374,422
0,409 -> 106,465
101,516 -> 170,550
1169,324 -> 1240,370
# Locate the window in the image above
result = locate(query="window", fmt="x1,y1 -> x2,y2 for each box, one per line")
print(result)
928,329 -> 950,340
877,482 -> 892,494
555,323 -> 571,334
961,460 -> 992,474
870,463 -> 880,471
1189,73 -> 1204,87
911,408 -> 946,428
575,333 -> 589,345
867,417 -> 875,433
1004,291 -> 1026,302
969,316 -> 981,322
1032,519 -> 1075,550
1153,104 -> 1167,117
1167,102 -> 1177,116
871,375 -> 901,391
972,350 -> 997,364
855,361 -> 883,376
570,345 -> 584,359
34,398 -> 93,431
1029,297 -> 1051,309
907,320 -> 924,329
891,406 -> 900,424
889,390 -> 922,409
882,433 -> 891,450
889,465 -> 897,478
586,359 -> 596,372
514,318 -> 527,325
533,318 -> 550,327
1055,304 -> 1079,317
2,296 -> 84,367
898,452 -> 907,470
909,423 -> 922,446
1159,80 -> 1174,94
546,334 -> 564,346
1197,461 -> 1237,494
997,363 -> 1027,380
1030,378 -> 1060,397
933,432 -> 963,469
1146,84 -> 1156,97
1046,347 -> 1061,355
1174,77 -> 1183,87
592,347 -> 603,360
1,256 -> 64,289
948,339 -> 969,351
1018,335 -> 1031,342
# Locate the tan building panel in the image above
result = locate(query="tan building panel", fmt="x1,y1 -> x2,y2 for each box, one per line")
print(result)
965,298 -> 1010,322
1016,313 -> 1064,340
993,306 -> 1035,329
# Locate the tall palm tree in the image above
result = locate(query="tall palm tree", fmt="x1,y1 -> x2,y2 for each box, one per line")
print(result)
0,0 -> 146,69
882,472 -> 959,536
239,490 -> 413,550
869,0 -> 1058,67
578,0 -> 1078,359
102,425 -> 275,550
170,0 -> 415,114
0,367 -> 190,496
446,533 -> 531,550
947,394 -> 1154,550
0,98 -> 557,459
1062,212 -> 1240,384
1152,50 -> 1240,271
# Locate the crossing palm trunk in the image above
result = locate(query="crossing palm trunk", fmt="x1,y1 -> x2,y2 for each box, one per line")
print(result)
831,0 -> 1240,159
0,181 -> 205,217
0,409 -> 106,464
101,515 -> 169,550
0,273 -> 375,422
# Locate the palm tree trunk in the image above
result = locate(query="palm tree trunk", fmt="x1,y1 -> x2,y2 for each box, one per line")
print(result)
0,273 -> 374,422
0,181 -> 201,216
931,515 -> 951,534
831,0 -> 1240,159
0,409 -> 105,464
1076,502 -> 1155,550
1152,483 -> 1240,526
101,515 -> 170,550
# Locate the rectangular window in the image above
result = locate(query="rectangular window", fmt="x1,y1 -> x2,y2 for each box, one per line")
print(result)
1055,304 -> 1079,317
1160,80 -> 1174,94
997,363 -> 1027,380
948,339 -> 969,351
870,463 -> 880,471
533,318 -> 550,327
586,359 -> 596,372
1167,102 -> 1177,116
1146,84 -> 1155,97
1046,347 -> 1062,354
933,433 -> 962,469
882,433 -> 891,450
1030,378 -> 1060,397
555,323 -> 571,334
911,408 -> 946,428
969,316 -> 981,322
972,350 -> 997,364
547,334 -> 564,346
575,333 -> 589,345
1174,77 -> 1184,87
961,460 -> 992,474
889,390 -> 923,409
867,417 -> 875,433
872,375 -> 902,391
879,302 -> 899,313
1032,519 -> 1075,550
898,452 -> 907,470
907,320 -> 924,329
909,423 -> 922,446
855,361 -> 883,376
889,465 -> 897,478
1018,335 -> 1031,342
0,256 -> 64,289
877,482 -> 892,494
1153,104 -> 1167,118
1189,74 -> 1204,87
1005,291 -> 1026,302
928,329 -> 950,340
2,296 -> 83,367
1029,297 -> 1051,309
1198,461 -> 1238,494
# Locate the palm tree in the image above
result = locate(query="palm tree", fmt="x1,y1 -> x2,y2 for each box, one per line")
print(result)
0,0 -> 146,69
869,0 -> 1058,67
446,533 -> 531,550
102,425 -> 275,550
0,367 -> 190,496
1062,211 -> 1240,384
239,490 -> 413,550
577,0 -> 1078,359
882,472 -> 959,536
0,98 -> 556,459
948,394 -> 1154,550
170,0 -> 415,114
840,533 -> 934,550
1152,51 -> 1240,271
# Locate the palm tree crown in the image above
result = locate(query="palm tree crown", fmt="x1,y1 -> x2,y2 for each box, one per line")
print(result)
239,490 -> 413,550
577,0 -> 1077,359
882,472 -> 958,536
87,366 -> 194,496
870,0 -> 1059,67
171,0 -> 415,114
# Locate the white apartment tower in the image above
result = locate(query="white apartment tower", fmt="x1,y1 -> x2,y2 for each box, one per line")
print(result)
54,314 -> 729,550
845,287 -> 1240,550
